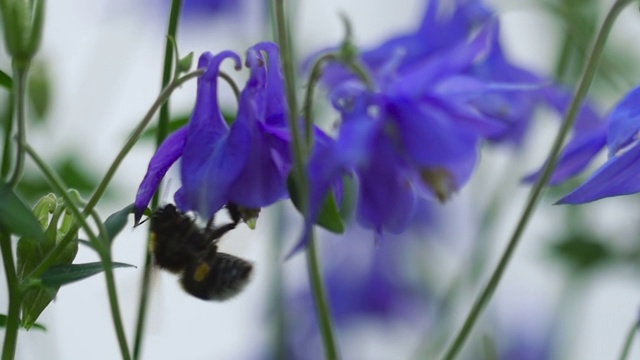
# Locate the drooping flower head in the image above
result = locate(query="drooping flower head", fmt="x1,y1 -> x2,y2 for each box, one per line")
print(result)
135,42 -> 296,223
295,2 -> 503,249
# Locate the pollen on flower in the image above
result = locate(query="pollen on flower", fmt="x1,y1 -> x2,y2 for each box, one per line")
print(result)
419,168 -> 456,202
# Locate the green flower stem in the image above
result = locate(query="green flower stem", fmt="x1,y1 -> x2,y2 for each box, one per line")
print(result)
273,0 -> 306,182
306,232 -> 339,359
1,92 -> 14,179
272,0 -> 340,358
133,1 -> 182,358
303,53 -> 337,145
24,69 -> 204,282
8,62 -> 29,188
439,1 -> 633,359
0,61 -> 27,360
618,319 -> 638,360
0,231 -> 21,360
157,0 -> 183,145
131,249 -> 153,360
101,250 -> 131,360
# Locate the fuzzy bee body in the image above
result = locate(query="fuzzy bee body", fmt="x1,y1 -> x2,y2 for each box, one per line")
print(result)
149,204 -> 210,273
149,204 -> 253,301
181,251 -> 253,301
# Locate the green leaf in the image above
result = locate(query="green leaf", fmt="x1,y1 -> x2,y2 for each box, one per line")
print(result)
0,70 -> 12,89
101,204 -> 133,244
549,235 -> 612,273
287,174 -> 345,234
17,234 -> 78,329
28,61 -> 51,120
77,239 -> 95,250
178,52 -> 194,74
41,262 -> 135,288
0,314 -> 46,331
29,322 -> 46,331
0,183 -> 45,241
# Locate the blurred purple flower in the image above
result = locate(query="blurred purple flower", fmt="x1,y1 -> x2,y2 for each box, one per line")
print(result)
134,42 -> 295,222
157,0 -> 242,20
557,85 -> 640,204
297,0 -> 607,248
283,230 -> 430,360
498,321 -> 554,360
296,1 -> 507,249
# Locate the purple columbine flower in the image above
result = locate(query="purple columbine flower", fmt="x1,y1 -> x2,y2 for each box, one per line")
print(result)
295,17 -> 501,250
158,0 -> 242,20
134,42 -> 295,222
557,85 -> 640,204
283,231 -> 430,360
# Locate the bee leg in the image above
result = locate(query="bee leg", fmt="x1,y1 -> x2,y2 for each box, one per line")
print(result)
205,221 -> 238,241
226,202 -> 241,225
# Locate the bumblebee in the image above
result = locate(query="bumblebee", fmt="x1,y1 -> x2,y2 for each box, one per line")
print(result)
149,203 -> 253,301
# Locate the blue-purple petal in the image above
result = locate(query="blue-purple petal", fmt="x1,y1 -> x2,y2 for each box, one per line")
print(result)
180,51 -> 242,216
357,135 -> 417,234
606,85 -> 640,154
524,128 -> 606,185
557,141 -> 640,204
134,126 -> 189,223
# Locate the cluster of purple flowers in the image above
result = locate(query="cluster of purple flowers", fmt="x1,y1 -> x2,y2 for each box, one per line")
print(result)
134,0 -> 602,250
297,0 -> 602,250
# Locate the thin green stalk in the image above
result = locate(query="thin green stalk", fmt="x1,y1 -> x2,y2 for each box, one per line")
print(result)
1,231 -> 21,360
133,1 -> 183,358
25,69 -> 204,281
272,0 -> 338,359
157,0 -> 182,145
272,0 -> 306,181
306,233 -> 338,360
1,92 -> 14,179
272,0 -> 340,358
131,252 -> 153,359
2,61 -> 29,360
8,62 -> 29,188
302,53 -> 336,145
101,250 -> 131,360
618,320 -> 638,360
439,1 -> 633,359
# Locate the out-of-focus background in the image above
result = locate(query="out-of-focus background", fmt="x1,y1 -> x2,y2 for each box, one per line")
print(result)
3,0 -> 640,359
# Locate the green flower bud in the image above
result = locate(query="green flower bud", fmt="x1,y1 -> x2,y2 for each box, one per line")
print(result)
0,0 -> 45,65
17,192 -> 79,330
